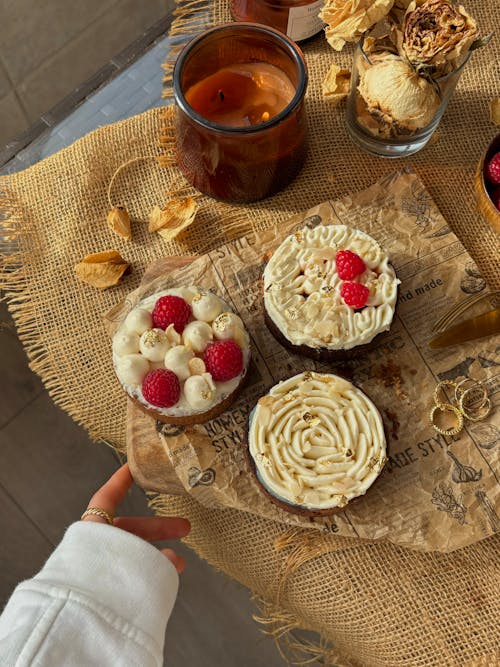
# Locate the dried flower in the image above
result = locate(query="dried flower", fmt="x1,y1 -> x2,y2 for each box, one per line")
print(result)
320,0 -> 395,51
358,53 -> 440,137
148,196 -> 198,241
400,0 -> 478,74
322,64 -> 351,106
75,250 -> 130,289
107,206 -> 131,241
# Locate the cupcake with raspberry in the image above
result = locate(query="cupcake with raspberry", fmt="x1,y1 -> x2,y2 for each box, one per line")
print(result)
246,371 -> 387,516
112,287 -> 250,424
263,224 -> 400,359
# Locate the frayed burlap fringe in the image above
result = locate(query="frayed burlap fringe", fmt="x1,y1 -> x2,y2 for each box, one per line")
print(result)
161,0 -> 213,93
253,596 -> 347,667
0,186 -> 97,439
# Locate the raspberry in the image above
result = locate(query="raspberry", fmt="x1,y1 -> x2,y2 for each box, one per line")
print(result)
340,281 -> 369,309
335,250 -> 366,280
486,152 -> 500,185
142,369 -> 180,408
204,340 -> 243,382
152,295 -> 192,333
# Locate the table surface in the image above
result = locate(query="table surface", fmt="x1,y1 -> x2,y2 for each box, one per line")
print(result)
0,13 -> 184,176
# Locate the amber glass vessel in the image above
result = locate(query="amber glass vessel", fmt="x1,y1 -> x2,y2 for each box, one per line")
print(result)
231,0 -> 324,42
173,23 -> 308,203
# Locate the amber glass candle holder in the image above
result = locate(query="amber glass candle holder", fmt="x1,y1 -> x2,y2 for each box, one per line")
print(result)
231,1 -> 324,42
173,23 -> 308,203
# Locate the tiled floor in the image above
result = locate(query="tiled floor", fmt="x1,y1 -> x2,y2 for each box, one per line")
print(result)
0,0 -> 170,147
0,300 -> 285,666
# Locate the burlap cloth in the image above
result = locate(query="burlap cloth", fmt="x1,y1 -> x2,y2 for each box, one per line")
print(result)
1,1 -> 499,665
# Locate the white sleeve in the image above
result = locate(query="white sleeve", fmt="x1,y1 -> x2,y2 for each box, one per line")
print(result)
0,521 -> 179,667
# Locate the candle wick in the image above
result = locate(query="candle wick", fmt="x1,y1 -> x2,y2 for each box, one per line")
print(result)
218,90 -> 224,102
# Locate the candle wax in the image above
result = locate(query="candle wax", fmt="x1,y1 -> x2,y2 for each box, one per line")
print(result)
184,62 -> 295,127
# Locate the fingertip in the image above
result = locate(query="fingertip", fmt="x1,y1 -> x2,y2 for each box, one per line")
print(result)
161,548 -> 186,573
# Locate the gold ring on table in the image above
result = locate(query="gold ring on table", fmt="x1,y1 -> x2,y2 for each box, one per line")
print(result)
454,378 -> 486,404
433,380 -> 456,408
430,403 -> 463,437
81,507 -> 114,525
457,384 -> 489,412
459,391 -> 492,422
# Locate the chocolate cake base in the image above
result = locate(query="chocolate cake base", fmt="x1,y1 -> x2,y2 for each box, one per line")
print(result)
129,378 -> 245,426
264,309 -> 384,362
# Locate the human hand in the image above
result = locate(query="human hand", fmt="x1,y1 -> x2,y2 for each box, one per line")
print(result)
82,463 -> 190,573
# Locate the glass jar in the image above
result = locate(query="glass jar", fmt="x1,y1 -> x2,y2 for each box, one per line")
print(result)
173,23 -> 308,203
345,37 -> 471,158
231,0 -> 324,42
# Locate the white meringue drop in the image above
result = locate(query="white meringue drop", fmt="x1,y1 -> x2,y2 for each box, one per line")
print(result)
182,320 -> 213,353
124,308 -> 152,335
212,312 -> 245,341
184,374 -> 214,410
115,354 -> 149,386
112,330 -> 140,357
164,345 -> 194,382
191,292 -> 224,322
139,328 -> 170,362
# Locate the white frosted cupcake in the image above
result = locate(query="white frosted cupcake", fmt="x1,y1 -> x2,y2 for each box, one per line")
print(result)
263,224 -> 400,359
113,286 -> 250,424
246,371 -> 387,516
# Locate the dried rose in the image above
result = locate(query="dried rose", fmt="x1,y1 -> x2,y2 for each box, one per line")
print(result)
107,206 -> 131,241
320,0 -> 395,51
148,197 -> 198,241
75,250 -> 130,289
358,53 -> 440,137
322,64 -> 351,106
401,0 -> 478,73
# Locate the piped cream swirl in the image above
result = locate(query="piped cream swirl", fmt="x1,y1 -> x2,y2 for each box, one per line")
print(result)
264,224 -> 400,350
249,372 -> 386,509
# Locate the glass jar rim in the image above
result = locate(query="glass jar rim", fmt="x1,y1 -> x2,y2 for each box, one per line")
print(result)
173,22 -> 308,135
358,33 -> 472,83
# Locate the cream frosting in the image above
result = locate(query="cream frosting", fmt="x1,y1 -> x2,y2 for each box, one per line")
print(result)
113,287 -> 250,418
263,225 -> 400,350
248,372 -> 386,510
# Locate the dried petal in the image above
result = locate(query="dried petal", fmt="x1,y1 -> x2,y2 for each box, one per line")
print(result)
322,64 -> 351,107
490,98 -> 500,126
320,0 -> 395,51
149,197 -> 198,240
107,206 -> 131,241
401,0 -> 478,74
75,250 -> 130,289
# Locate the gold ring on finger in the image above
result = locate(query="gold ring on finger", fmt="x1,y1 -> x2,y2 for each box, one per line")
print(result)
430,403 -> 463,437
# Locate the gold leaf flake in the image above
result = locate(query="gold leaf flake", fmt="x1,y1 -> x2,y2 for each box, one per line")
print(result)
303,412 -> 321,426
